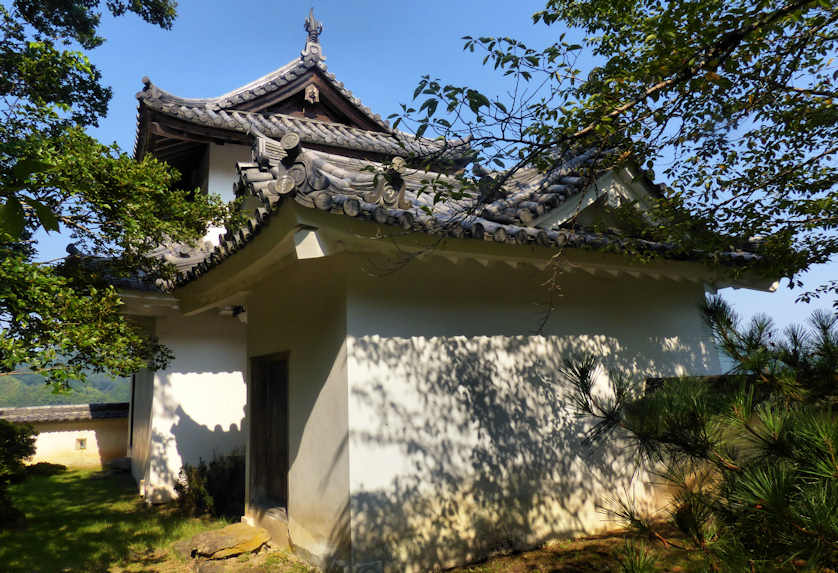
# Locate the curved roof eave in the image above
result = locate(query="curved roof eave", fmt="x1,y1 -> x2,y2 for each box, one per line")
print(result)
134,39 -> 390,132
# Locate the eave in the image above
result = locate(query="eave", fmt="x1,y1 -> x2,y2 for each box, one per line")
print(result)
174,200 -> 774,317
134,98 -> 464,164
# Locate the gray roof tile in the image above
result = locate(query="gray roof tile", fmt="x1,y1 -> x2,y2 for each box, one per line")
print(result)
0,402 -> 129,424
140,96 -> 457,159
151,134 -> 758,289
135,30 -> 390,134
133,30 -> 477,161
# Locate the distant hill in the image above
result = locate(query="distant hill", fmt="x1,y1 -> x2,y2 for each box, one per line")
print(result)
0,372 -> 130,407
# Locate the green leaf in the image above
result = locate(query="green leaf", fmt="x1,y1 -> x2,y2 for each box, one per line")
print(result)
12,158 -> 53,180
467,90 -> 491,114
420,97 -> 438,117
25,199 -> 60,233
412,79 -> 428,100
0,197 -> 26,238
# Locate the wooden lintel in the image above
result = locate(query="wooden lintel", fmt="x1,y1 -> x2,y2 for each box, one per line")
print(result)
118,290 -> 180,317
180,291 -> 249,318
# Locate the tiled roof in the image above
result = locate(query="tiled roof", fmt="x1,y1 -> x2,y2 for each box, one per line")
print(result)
133,13 -> 466,160
158,133 -> 758,286
0,402 -> 129,424
137,96 -> 460,159
130,11 -> 759,289
136,28 -> 389,131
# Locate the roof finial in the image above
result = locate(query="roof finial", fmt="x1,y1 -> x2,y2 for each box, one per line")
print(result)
304,8 -> 323,45
301,8 -> 324,61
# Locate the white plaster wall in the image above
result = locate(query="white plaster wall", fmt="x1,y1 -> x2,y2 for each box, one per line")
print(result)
29,418 -> 127,469
344,256 -> 719,570
130,368 -> 155,484
203,143 -> 252,246
144,310 -> 247,502
246,257 -> 350,566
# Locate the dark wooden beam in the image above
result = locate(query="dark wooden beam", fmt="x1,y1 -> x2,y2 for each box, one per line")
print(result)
154,138 -> 201,154
151,123 -> 215,145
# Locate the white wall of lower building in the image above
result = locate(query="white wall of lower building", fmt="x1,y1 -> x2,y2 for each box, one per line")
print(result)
245,257 -> 350,565
28,418 -> 128,469
141,310 -> 247,502
344,256 -> 719,571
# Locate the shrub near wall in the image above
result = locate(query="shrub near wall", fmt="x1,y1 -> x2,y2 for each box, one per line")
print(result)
0,419 -> 36,527
175,449 -> 245,519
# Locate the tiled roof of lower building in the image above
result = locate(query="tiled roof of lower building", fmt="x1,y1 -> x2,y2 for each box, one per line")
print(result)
0,402 -> 129,424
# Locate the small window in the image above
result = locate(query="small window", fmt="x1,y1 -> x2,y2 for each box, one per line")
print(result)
75,438 -> 87,450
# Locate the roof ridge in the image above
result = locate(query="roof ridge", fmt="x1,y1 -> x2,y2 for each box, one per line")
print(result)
136,10 -> 390,131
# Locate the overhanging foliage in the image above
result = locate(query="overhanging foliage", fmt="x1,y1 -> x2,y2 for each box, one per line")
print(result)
395,0 -> 836,301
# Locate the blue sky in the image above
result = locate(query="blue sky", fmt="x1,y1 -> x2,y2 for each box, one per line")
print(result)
35,0 -> 836,332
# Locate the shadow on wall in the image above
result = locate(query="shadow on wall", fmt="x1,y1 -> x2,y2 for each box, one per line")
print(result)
330,334 -> 701,570
146,403 -> 245,502
93,418 -> 129,467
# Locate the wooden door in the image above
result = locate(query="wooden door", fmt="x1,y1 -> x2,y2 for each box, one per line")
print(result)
250,354 -> 289,508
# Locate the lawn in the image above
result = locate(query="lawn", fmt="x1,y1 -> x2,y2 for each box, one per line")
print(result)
448,534 -> 704,573
0,468 -> 311,573
0,469 -> 713,572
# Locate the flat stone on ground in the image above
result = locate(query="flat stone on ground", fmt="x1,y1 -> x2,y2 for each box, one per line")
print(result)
190,523 -> 271,560
172,537 -> 195,560
194,561 -> 228,573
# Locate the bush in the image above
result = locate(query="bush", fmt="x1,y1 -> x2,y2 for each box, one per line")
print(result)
0,419 -> 37,528
565,297 -> 838,570
175,461 -> 214,517
175,449 -> 245,519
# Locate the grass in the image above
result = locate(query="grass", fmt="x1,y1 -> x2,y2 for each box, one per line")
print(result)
0,469 -> 709,573
0,468 -> 318,573
447,533 -> 706,573
0,468 -> 229,572
264,552 -> 317,572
